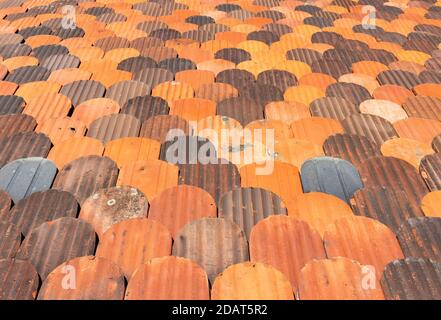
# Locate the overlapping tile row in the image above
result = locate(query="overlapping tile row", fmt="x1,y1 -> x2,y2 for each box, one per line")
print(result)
0,0 -> 441,300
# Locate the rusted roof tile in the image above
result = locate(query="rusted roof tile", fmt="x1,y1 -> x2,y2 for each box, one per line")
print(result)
290,117 -> 344,146
0,259 -> 39,300
299,257 -> 385,300
0,221 -> 21,260
87,114 -> 141,145
341,114 -> 399,146
5,65 -> 50,85
121,95 -> 169,123
105,80 -> 151,107
211,262 -> 294,300
104,137 -> 160,168
240,161 -> 302,208
216,69 -> 255,90
397,217 -> 441,262
250,216 -> 325,292
2,189 -> 78,237
71,98 -> 120,128
173,217 -> 249,283
394,117 -> 441,145
377,70 -> 421,90
178,160 -> 241,203
265,101 -> 310,123
381,258 -> 441,300
38,256 -> 125,300
35,117 -> 87,145
358,156 -> 429,207
96,218 -> 172,278
420,152 -> 441,191
323,133 -> 381,168
383,137 -> 434,168
324,215 -> 404,277
195,82 -> 239,102
309,96 -> 357,121
140,114 -> 190,143
0,95 -> 25,115
0,114 -> 36,140
421,191 -> 441,218
133,67 -> 174,88
217,96 -> 264,126
326,82 -> 372,106
402,96 -> 441,122
117,159 -> 178,201
0,189 -> 11,216
80,186 -> 149,239
218,187 -> 287,239
125,256 -> 210,300
0,131 -> 51,168
52,155 -> 119,204
351,186 -> 424,234
159,135 -> 217,165
241,82 -> 283,106
148,185 -> 217,238
288,192 -> 354,237
117,56 -> 157,73
16,217 -> 96,279
47,136 -> 104,169
60,80 -> 106,107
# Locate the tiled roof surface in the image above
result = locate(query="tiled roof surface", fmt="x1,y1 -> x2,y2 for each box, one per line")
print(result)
0,0 -> 440,300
